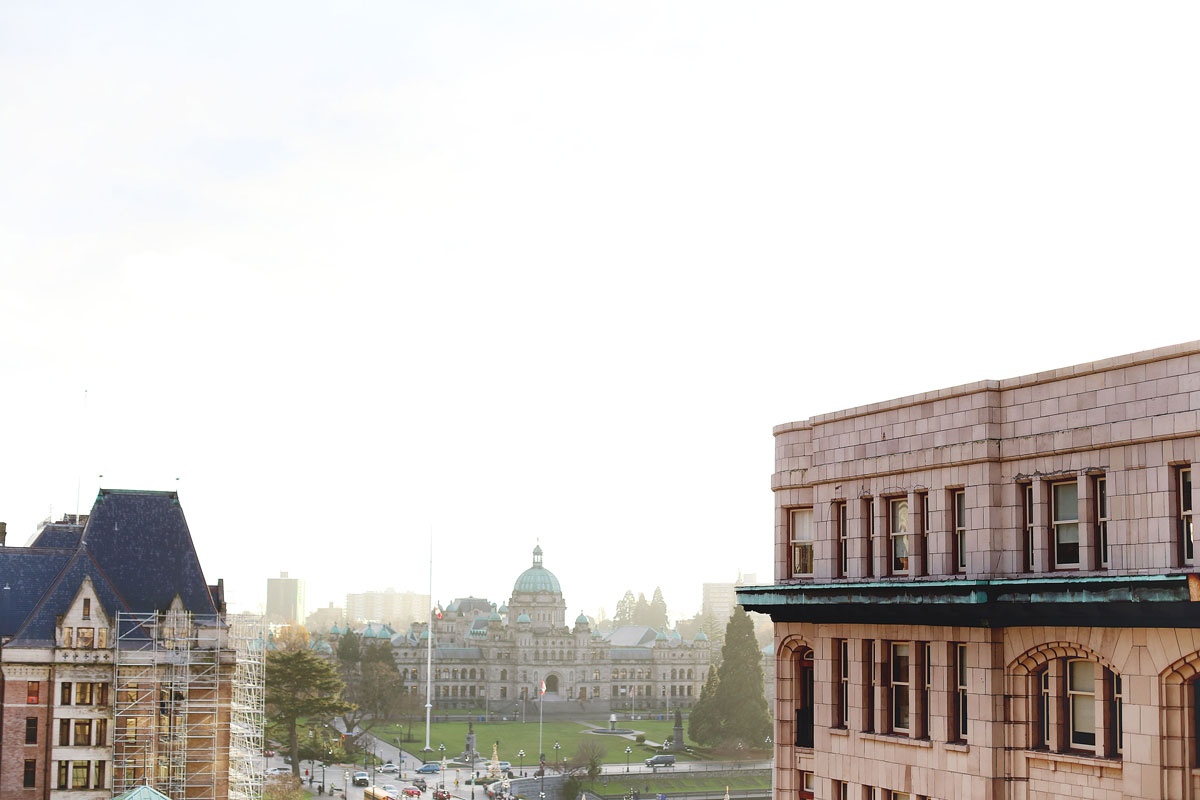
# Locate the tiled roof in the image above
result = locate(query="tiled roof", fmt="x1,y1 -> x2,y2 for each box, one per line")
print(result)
0,547 -> 74,637
27,523 -> 83,549
82,490 -> 216,616
9,549 -> 128,647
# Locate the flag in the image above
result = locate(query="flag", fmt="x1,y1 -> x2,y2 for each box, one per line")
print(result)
435,604 -> 443,620
539,680 -> 546,696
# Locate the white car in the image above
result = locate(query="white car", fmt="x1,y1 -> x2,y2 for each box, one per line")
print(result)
266,766 -> 291,776
380,764 -> 400,774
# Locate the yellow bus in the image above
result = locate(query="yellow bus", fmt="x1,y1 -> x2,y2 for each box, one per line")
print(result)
365,787 -> 397,800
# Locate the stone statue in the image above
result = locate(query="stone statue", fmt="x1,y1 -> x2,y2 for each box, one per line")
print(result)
670,709 -> 684,751
464,722 -> 478,761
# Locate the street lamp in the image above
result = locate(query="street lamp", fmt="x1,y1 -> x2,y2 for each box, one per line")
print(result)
517,749 -> 525,776
552,741 -> 560,772
736,741 -> 744,763
624,745 -> 632,773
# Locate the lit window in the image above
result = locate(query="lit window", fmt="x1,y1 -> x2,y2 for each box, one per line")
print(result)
1068,659 -> 1096,749
1180,468 -> 1193,565
27,681 -> 39,705
954,490 -> 967,572
82,598 -> 91,619
97,628 -> 107,648
72,761 -> 88,789
74,719 -> 91,746
890,499 -> 910,574
1053,482 -> 1080,568
62,627 -> 73,647
790,509 -> 814,577
75,682 -> 93,705
891,642 -> 910,733
76,628 -> 94,648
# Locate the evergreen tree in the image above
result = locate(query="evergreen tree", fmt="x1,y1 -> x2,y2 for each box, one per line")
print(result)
633,593 -> 650,626
266,649 -> 352,779
712,605 -> 771,746
614,591 -> 636,626
649,587 -> 669,631
688,664 -> 721,745
336,631 -> 361,666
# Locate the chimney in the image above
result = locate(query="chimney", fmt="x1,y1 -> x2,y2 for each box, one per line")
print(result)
0,521 -> 6,546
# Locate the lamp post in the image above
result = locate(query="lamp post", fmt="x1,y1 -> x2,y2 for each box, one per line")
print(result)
517,749 -> 525,776
343,769 -> 349,799
552,741 -> 560,773
624,746 -> 632,773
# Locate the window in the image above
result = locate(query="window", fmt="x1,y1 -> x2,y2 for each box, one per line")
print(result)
836,501 -> 849,577
833,780 -> 849,800
790,509 -> 814,577
1180,467 -> 1193,565
919,492 -> 930,574
72,761 -> 89,789
82,598 -> 91,619
890,499 -> 910,574
1039,670 -> 1051,747
24,759 -> 37,788
74,719 -> 91,746
58,760 -> 69,790
953,490 -> 967,572
97,627 -> 107,648
954,643 -> 968,741
27,681 -> 40,704
1068,659 -> 1096,749
891,642 -> 910,733
61,682 -> 72,705
76,682 -> 94,705
1022,483 -> 1035,571
801,771 -> 814,793
1052,481 -> 1080,568
95,719 -> 107,747
1113,674 -> 1123,755
835,638 -> 849,728
76,628 -> 94,648
94,761 -> 106,789
97,683 -> 109,706
864,498 -> 876,578
62,627 -> 73,647
921,642 -> 931,737
864,640 -> 876,732
1095,476 -> 1109,568
25,717 -> 37,744
59,720 -> 70,746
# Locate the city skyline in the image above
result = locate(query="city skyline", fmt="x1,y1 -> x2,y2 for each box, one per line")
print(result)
2,2 -> 1196,618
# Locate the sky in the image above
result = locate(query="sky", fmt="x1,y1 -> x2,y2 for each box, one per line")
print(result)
1,2 -> 1198,623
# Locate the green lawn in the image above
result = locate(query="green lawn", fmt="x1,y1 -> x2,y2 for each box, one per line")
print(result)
366,720 -> 700,767
579,774 -> 770,796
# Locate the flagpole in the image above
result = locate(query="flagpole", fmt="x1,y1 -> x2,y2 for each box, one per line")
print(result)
424,527 -> 434,752
538,675 -> 543,770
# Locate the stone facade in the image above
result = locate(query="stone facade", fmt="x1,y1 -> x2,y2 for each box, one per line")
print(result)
739,341 -> 1200,800
328,546 -> 712,713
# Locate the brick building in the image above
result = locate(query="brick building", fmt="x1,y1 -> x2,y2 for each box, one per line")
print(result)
0,490 -> 263,800
738,341 -> 1200,800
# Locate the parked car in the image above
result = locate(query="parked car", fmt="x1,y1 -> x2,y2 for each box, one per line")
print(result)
645,754 -> 676,768
413,778 -> 428,791
266,766 -> 290,776
403,788 -> 422,797
380,763 -> 400,774
416,763 -> 441,774
434,789 -> 452,800
353,771 -> 371,786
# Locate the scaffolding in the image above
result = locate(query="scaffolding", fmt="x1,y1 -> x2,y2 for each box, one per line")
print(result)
114,609 -> 265,800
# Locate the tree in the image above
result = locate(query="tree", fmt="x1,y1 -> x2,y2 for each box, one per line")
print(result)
570,739 -> 605,779
264,775 -> 309,800
649,587 -> 669,631
688,664 -> 721,745
266,649 -> 352,780
614,591 -> 636,626
633,593 -> 650,626
336,631 -> 361,667
689,605 -> 770,748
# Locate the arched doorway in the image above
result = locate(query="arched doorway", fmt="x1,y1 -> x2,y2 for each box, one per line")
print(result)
545,674 -> 560,695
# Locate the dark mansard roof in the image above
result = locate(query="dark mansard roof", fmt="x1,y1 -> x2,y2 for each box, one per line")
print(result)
0,489 -> 219,648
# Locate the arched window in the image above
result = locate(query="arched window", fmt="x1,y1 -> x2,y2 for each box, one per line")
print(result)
687,669 -> 694,680
1016,648 -> 1120,757
671,669 -> 677,680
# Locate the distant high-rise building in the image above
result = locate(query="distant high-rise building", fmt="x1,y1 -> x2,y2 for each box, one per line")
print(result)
701,582 -> 737,628
266,571 -> 305,624
305,603 -> 346,633
345,589 -> 429,629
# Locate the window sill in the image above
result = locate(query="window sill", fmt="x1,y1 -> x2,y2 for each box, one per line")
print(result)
828,727 -> 849,737
859,732 -> 932,748
1024,749 -> 1121,771
944,741 -> 969,753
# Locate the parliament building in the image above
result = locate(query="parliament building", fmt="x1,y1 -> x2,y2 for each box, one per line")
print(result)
739,341 -> 1200,800
328,546 -> 712,713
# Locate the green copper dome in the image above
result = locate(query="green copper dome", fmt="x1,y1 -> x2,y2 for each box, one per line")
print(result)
513,545 -> 561,594
575,612 -> 589,625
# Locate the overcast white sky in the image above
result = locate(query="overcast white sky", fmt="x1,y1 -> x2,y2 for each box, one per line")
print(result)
1,2 -> 1197,623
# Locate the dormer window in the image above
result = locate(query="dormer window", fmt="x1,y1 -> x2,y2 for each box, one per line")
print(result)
62,628 -> 73,647
76,628 -> 95,648
82,599 -> 90,619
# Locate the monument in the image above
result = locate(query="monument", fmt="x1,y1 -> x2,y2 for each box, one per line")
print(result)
669,709 -> 685,752
463,722 -> 479,762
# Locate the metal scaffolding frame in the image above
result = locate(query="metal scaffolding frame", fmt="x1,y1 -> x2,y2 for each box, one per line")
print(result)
114,610 -> 265,800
